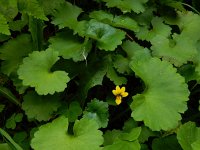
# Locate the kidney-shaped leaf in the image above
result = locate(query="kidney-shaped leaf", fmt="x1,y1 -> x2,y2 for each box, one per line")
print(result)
130,56 -> 189,131
31,116 -> 103,150
22,91 -> 61,121
177,122 -> 200,150
17,49 -> 70,95
86,19 -> 125,51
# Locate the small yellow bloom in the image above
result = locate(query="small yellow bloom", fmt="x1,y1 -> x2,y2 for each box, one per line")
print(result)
112,86 -> 128,105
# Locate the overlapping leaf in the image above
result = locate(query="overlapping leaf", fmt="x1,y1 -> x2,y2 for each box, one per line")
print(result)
22,91 -> 61,121
102,0 -> 148,14
86,19 -> 126,51
17,48 -> 70,95
103,127 -> 141,150
152,135 -> 182,150
0,34 -> 33,76
0,0 -> 18,21
113,40 -> 150,74
177,122 -> 200,150
31,116 -> 103,150
49,31 -> 92,61
83,99 -> 109,128
18,0 -> 47,20
78,55 -> 127,100
128,41 -> 189,131
151,12 -> 200,66
38,0 -> 65,15
0,14 -> 10,35
90,10 -> 139,32
52,1 -> 82,29
136,17 -> 171,41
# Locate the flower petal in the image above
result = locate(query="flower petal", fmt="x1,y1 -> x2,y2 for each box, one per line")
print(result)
121,92 -> 128,97
121,87 -> 126,93
112,89 -> 118,95
115,96 -> 122,105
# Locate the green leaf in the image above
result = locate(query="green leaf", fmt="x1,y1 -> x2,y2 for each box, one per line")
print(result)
83,99 -> 109,128
113,54 -> 131,74
78,55 -> 126,100
17,48 -> 70,95
38,0 -> 65,15
103,126 -> 141,150
66,101 -> 82,122
138,126 -> 158,143
18,0 -> 48,20
0,14 -> 10,35
22,91 -> 61,121
0,0 -> 18,21
105,55 -> 127,85
0,143 -> 11,150
113,40 -> 151,74
9,13 -> 28,31
129,44 -> 189,131
0,128 -> 23,150
0,86 -> 21,106
29,16 -> 44,51
6,113 -> 23,129
152,135 -> 182,150
49,30 -> 92,61
31,116 -> 103,150
192,140 -> 200,150
177,122 -> 200,150
86,19 -> 125,51
0,34 -> 33,76
136,17 -> 171,41
52,1 -> 82,29
13,132 -> 29,150
102,0 -> 148,13
151,12 -> 200,66
0,104 -> 5,113
119,127 -> 141,141
103,140 -> 140,150
10,73 -> 28,94
90,10 -> 139,32
103,130 -> 122,146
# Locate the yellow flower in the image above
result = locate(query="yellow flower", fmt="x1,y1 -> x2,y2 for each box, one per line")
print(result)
112,86 -> 128,105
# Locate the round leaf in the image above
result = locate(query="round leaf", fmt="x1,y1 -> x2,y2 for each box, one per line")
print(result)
17,49 -> 70,95
130,56 -> 189,131
22,91 -> 61,121
31,116 -> 103,150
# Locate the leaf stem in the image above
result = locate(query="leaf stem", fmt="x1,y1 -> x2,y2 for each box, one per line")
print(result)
0,128 -> 23,150
181,3 -> 200,15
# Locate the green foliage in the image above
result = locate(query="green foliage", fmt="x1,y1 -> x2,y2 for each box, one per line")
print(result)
129,41 -> 189,131
85,19 -> 126,51
89,10 -> 139,32
102,0 -> 148,14
17,0 -> 47,20
6,113 -> 23,129
83,99 -> 109,128
22,91 -> 61,121
0,34 -> 33,76
49,31 -> 92,61
1,0 -> 200,149
152,135 -> 182,150
52,1 -> 82,29
31,116 -> 103,150
0,14 -> 10,35
177,122 -> 200,150
17,49 -> 70,95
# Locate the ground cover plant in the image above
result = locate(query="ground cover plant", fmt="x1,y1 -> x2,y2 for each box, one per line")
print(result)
1,0 -> 200,149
